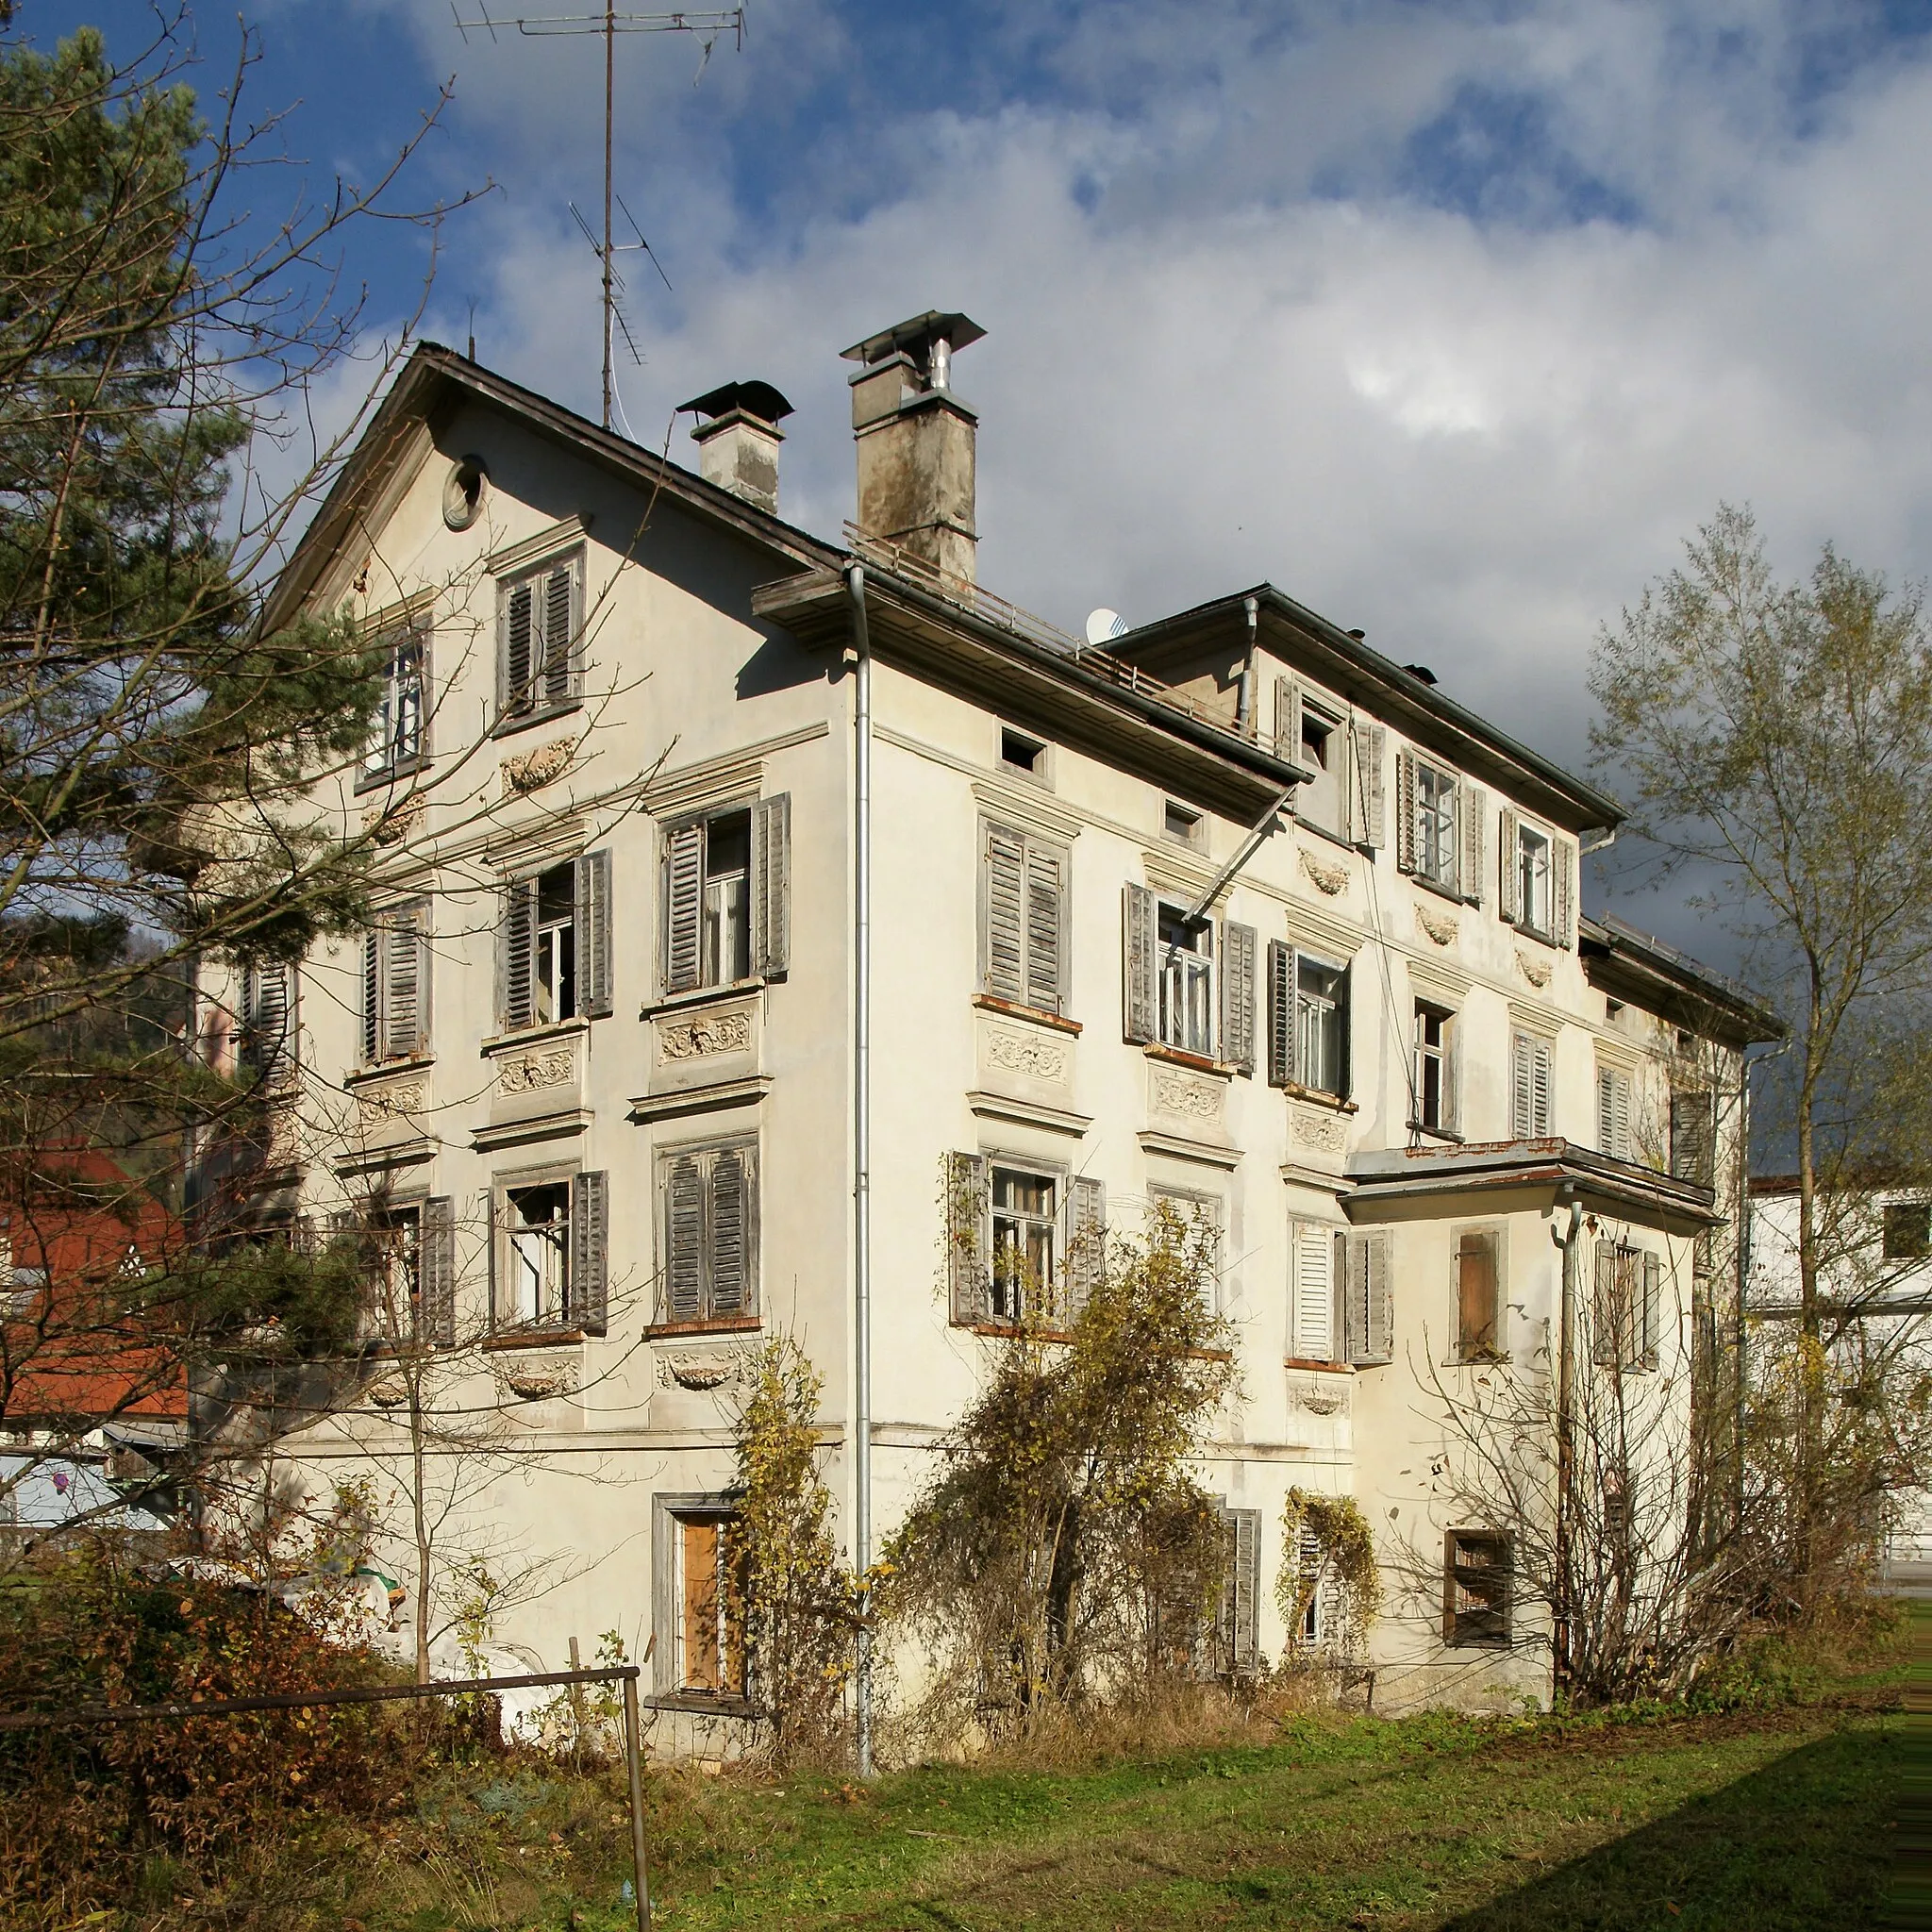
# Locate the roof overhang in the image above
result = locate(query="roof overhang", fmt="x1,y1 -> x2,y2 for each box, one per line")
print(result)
1109,586 -> 1624,837
1579,915 -> 1784,1049
753,564 -> 1314,822
260,342 -> 842,638
1345,1136 -> 1723,1233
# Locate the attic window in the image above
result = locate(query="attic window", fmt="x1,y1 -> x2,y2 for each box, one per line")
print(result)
442,454 -> 488,531
1163,800 -> 1202,845
1000,728 -> 1044,777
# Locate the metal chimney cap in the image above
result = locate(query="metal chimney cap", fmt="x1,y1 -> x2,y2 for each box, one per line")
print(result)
839,310 -> 987,367
676,378 -> 795,425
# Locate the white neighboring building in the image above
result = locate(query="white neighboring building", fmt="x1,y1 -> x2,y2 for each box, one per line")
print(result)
192,314 -> 1781,1730
1747,1179 -> 1932,1577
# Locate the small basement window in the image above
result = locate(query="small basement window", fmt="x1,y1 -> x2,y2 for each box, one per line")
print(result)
1000,728 -> 1044,776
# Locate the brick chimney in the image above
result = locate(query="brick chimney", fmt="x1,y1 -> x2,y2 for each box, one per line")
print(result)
678,379 -> 794,514
840,310 -> 986,583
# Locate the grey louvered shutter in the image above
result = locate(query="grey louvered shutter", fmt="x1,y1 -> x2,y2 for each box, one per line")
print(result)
542,562 -> 575,708
1024,841 -> 1066,1015
500,878 -> 537,1030
1221,920 -> 1257,1074
1554,837 -> 1575,948
1352,719 -> 1387,849
1498,807 -> 1522,923
1597,1069 -> 1617,1154
1267,941 -> 1295,1087
983,823 -> 1026,1003
1510,1034 -> 1533,1138
576,850 -> 612,1018
1221,1508 -> 1261,1675
752,792 -> 791,977
1123,883 -> 1158,1044
1342,1233 -> 1366,1363
663,822 -> 704,995
1641,1250 -> 1662,1369
360,932 -> 380,1064
420,1195 -> 456,1347
664,1154 -> 706,1322
502,579 -> 534,717
1671,1088 -> 1716,1186
1275,677 -> 1302,769
1593,1241 -> 1620,1368
573,1169 -> 608,1334
708,1146 -> 754,1316
1532,1038 -> 1552,1137
383,910 -> 422,1058
246,964 -> 294,1091
1460,789 -> 1486,907
1394,749 -> 1417,874
1066,1175 -> 1106,1318
1363,1228 -> 1392,1363
947,1151 -> 991,1324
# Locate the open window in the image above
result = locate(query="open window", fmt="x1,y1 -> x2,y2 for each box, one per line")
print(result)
1158,902 -> 1214,1058
1883,1199 -> 1932,1261
492,1170 -> 608,1335
361,622 -> 427,784
1267,941 -> 1352,1100
662,796 -> 790,994
1123,886 -> 1256,1071
358,1195 -> 456,1347
1592,1239 -> 1661,1372
499,852 -> 612,1030
944,1153 -> 1103,1327
1443,1530 -> 1512,1647
1413,1001 -> 1456,1135
1498,807 -> 1574,946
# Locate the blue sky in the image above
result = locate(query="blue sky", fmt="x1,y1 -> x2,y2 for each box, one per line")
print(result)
46,0 -> 1932,954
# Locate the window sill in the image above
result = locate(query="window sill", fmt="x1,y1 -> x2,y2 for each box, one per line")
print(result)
1297,816 -> 1356,855
973,994 -> 1081,1036
354,756 -> 428,796
491,699 -> 582,741
346,1056 -> 436,1088
1277,1079 -> 1357,1113
1284,1356 -> 1352,1374
647,1315 -> 763,1340
962,1318 -> 1075,1343
1512,921 -> 1558,950
481,1016 -> 591,1057
641,979 -> 766,1020
1407,1119 -> 1464,1144
1411,871 -> 1464,907
1443,1635 -> 1513,1652
650,1690 -> 756,1716
1144,1043 -> 1238,1079
481,1328 -> 585,1352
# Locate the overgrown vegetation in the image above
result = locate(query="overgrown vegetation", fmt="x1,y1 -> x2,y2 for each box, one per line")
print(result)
1277,1487 -> 1380,1662
883,1204 -> 1239,1748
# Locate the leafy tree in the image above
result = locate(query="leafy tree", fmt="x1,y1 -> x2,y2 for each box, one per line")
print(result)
0,12 -> 473,1542
1590,504 -> 1932,1607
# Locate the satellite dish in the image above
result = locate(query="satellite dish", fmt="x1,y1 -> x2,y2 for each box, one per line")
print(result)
1085,607 -> 1129,647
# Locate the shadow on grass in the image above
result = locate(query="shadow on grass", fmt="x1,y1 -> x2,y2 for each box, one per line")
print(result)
1438,1727 -> 1901,1932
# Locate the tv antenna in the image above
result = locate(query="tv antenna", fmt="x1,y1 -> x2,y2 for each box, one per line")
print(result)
452,6 -> 745,431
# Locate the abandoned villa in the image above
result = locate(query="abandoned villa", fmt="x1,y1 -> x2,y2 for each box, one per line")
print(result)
197,310 -> 1782,1729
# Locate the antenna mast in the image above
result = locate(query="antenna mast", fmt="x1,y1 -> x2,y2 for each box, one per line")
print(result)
453,6 -> 745,430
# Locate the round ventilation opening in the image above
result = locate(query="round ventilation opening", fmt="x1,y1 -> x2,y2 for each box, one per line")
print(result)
442,454 -> 487,530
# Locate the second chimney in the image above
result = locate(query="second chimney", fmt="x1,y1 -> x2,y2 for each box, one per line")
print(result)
841,309 -> 986,583
678,379 -> 794,514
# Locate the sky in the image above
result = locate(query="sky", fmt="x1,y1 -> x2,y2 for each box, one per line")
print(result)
52,0 -> 1932,960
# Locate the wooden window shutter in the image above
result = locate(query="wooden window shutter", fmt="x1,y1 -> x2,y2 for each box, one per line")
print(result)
1592,1240 -> 1619,1368
708,1146 -> 755,1317
752,792 -> 791,978
542,561 -> 575,708
571,1169 -> 609,1334
1123,883 -> 1158,1044
946,1151 -> 991,1324
1024,840 -> 1067,1016
1532,1038 -> 1552,1137
1274,675 -> 1301,766
576,849 -> 613,1018
1351,718 -> 1387,849
1442,1012 -> 1461,1133
1510,1033 -> 1532,1138
662,822 -> 705,995
1221,920 -> 1257,1074
1266,941 -> 1294,1087
1394,748 -> 1417,874
1460,788 -> 1486,907
982,823 -> 1025,1003
1670,1088 -> 1716,1186
1337,958 -> 1354,1101
1641,1251 -> 1662,1370
1220,1507 -> 1261,1675
244,963 -> 295,1091
1364,1227 -> 1393,1363
1498,807 -> 1522,922
664,1154 -> 706,1322
360,932 -> 380,1064
1554,838 -> 1575,948
1291,1219 -> 1333,1360
502,579 -> 534,717
383,908 -> 423,1058
421,1195 -> 457,1347
500,878 -> 537,1030
1597,1069 -> 1616,1154
1066,1175 -> 1106,1317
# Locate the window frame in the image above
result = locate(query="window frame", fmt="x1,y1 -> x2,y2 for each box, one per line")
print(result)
490,1166 -> 607,1337
662,799 -> 789,998
1413,758 -> 1458,892
655,1135 -> 760,1328
989,1161 -> 1061,1324
652,1492 -> 748,1703
1517,823 -> 1553,939
1443,1529 -> 1513,1648
1157,902 -> 1216,1058
1453,1223 -> 1507,1363
1294,951 -> 1349,1101
1296,700 -> 1347,839
998,725 -> 1048,780
1413,1000 -> 1457,1137
978,817 -> 1070,1018
494,547 -> 584,734
357,620 -> 430,790
1510,1030 -> 1553,1140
